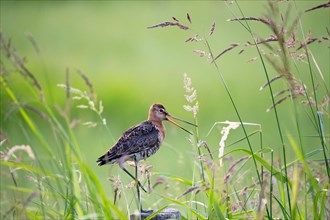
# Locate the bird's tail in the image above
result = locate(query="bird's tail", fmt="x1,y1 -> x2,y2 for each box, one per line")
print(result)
96,152 -> 114,166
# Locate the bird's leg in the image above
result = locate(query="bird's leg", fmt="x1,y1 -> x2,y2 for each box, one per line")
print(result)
134,159 -> 153,215
121,166 -> 147,193
118,157 -> 147,193
135,159 -> 143,213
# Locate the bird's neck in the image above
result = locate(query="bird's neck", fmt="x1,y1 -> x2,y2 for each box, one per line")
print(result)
148,118 -> 163,128
148,119 -> 166,140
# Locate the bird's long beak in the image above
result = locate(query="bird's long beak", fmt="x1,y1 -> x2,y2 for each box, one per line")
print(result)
166,114 -> 197,135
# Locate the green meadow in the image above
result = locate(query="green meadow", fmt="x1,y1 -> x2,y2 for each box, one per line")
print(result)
1,1 -> 329,219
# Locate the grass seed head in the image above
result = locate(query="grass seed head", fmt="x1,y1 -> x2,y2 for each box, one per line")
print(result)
2,145 -> 35,161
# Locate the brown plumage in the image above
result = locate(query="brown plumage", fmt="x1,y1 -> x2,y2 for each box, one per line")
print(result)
96,103 -> 196,212
97,120 -> 162,166
97,103 -> 195,167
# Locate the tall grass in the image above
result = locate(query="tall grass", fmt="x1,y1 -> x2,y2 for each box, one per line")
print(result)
147,1 -> 329,219
1,1 -> 329,219
0,33 -> 126,219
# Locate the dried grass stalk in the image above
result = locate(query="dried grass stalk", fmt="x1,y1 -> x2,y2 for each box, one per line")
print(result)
227,17 -> 271,25
209,22 -> 216,36
2,145 -> 35,161
305,1 -> 330,13
213,44 -> 239,62
147,21 -> 189,30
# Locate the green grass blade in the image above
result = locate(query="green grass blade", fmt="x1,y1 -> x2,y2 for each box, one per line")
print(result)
288,135 -> 318,190
290,163 -> 301,220
231,1 -> 292,214
156,172 -> 194,186
285,148 -> 322,168
223,148 -> 292,187
0,76 -> 53,156
0,160 -> 53,177
77,159 -> 126,219
272,194 -> 290,220
204,164 -> 225,220
144,206 -> 168,220
316,112 -> 330,181
210,194 -> 225,220
318,188 -> 327,219
313,188 -> 328,219
162,196 -> 207,220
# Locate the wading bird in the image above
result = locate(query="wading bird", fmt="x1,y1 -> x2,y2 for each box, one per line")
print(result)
97,103 -> 196,212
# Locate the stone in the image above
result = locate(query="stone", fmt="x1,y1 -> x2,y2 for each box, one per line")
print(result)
130,208 -> 181,220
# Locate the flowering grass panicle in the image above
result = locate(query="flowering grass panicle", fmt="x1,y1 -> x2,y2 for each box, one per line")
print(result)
226,1 -> 329,111
183,73 -> 199,118
218,121 -> 240,167
57,79 -> 106,128
1,145 -> 35,162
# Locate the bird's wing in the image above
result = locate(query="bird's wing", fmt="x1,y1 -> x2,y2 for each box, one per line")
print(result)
108,121 -> 159,159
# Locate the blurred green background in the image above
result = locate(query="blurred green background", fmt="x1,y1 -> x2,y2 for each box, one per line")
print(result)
1,0 -> 329,212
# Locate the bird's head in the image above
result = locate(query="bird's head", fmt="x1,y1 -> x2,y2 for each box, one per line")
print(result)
149,103 -> 197,135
